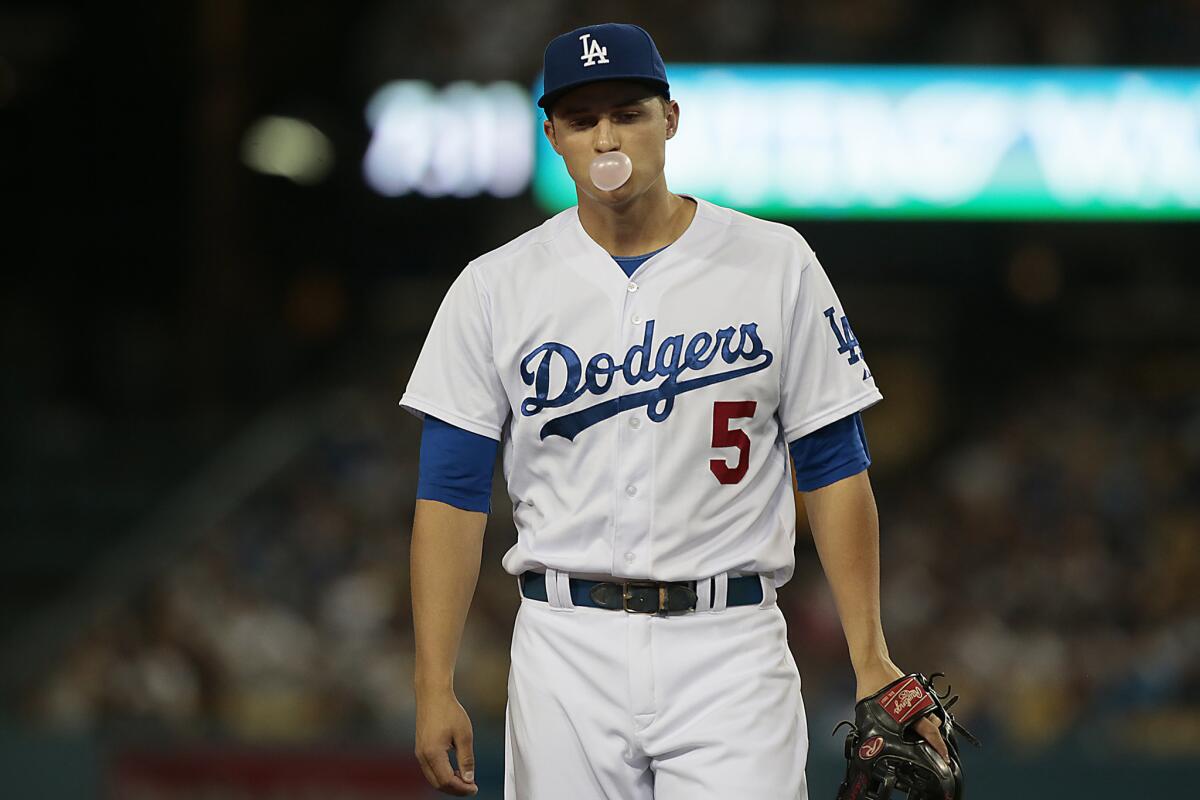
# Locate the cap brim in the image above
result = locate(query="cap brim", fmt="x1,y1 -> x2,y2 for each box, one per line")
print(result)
538,75 -> 670,110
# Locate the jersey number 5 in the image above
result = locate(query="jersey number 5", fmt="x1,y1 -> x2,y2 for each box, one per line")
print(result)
710,401 -> 757,484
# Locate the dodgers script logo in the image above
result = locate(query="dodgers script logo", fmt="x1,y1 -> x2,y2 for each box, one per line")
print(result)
578,33 -> 609,67
520,319 -> 772,441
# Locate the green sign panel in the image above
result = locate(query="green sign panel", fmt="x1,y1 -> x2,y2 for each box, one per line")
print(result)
533,66 -> 1200,219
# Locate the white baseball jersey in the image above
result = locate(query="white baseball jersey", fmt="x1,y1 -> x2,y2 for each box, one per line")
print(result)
400,193 -> 881,587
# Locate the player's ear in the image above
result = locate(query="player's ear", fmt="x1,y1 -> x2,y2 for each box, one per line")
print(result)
664,99 -> 679,140
543,117 -> 561,155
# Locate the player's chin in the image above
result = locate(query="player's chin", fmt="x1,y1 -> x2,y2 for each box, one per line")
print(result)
586,180 -> 638,204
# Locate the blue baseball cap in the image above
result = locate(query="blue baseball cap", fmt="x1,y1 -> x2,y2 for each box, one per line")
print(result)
538,23 -> 670,113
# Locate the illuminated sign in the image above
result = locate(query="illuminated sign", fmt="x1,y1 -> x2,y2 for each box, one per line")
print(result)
532,66 -> 1200,219
364,80 -> 534,198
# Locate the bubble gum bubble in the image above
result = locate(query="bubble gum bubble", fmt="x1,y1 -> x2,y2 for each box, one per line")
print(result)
589,152 -> 633,191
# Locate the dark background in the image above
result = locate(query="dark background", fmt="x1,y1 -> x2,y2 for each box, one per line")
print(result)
1,1 -> 1197,797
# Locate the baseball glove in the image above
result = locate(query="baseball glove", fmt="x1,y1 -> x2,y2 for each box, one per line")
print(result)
833,672 -> 981,800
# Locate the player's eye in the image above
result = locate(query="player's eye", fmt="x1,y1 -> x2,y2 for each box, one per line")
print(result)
618,112 -> 640,122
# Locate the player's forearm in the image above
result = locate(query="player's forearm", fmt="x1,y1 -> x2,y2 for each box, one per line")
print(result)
801,470 -> 892,670
411,498 -> 487,693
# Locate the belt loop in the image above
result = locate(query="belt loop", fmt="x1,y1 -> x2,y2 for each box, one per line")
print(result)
759,574 -> 777,608
543,568 -> 574,612
555,570 -> 576,610
712,572 -> 729,613
695,575 -> 713,612
515,573 -> 525,601
543,568 -> 562,608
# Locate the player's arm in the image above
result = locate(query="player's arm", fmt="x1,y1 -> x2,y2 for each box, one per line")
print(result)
794,414 -> 950,763
800,468 -> 896,692
411,415 -> 497,796
789,414 -> 895,688
413,499 -> 484,795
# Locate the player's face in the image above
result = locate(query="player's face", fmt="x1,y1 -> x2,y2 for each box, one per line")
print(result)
544,80 -> 679,205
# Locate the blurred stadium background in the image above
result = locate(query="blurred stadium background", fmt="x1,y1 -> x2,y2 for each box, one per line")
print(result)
2,1 -> 1198,797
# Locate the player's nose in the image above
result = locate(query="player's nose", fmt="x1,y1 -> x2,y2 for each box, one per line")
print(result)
592,117 -> 619,152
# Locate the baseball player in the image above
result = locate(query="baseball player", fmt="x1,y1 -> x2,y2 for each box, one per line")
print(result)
404,22 -> 950,798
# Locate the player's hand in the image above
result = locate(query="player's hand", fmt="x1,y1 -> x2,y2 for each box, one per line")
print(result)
854,658 -> 950,766
414,688 -> 478,796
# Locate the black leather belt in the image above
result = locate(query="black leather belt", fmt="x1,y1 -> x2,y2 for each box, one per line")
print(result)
520,570 -> 763,616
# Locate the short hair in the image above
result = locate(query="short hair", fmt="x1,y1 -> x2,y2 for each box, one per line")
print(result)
545,89 -> 671,121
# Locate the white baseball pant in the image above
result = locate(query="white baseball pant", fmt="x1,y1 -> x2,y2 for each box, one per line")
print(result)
503,570 -> 809,799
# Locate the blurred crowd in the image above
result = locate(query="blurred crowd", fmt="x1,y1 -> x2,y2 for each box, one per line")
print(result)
31,350 -> 1200,757
869,358 -> 1200,755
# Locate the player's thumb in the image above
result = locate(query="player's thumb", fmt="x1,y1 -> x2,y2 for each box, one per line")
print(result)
456,729 -> 476,784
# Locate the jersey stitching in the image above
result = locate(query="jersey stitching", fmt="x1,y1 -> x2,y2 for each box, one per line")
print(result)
465,263 -> 512,432
778,240 -> 812,424
400,394 -> 503,441
783,389 -> 883,444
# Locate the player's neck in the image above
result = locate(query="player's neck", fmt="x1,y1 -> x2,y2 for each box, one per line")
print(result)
576,182 -> 696,258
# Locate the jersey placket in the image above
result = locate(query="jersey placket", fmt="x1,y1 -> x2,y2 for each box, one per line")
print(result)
610,267 -> 657,578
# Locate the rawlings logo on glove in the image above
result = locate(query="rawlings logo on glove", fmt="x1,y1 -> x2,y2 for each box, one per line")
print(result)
858,737 -> 885,760
878,676 -> 937,724
833,672 -> 981,800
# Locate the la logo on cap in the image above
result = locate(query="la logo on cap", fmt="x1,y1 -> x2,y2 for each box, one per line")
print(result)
579,33 -> 609,67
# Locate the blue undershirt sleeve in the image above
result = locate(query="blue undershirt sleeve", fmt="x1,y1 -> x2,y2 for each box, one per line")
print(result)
416,414 -> 500,513
788,412 -> 871,492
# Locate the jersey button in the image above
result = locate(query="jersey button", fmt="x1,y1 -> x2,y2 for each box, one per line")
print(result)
625,484 -> 638,497
627,281 -> 639,293
629,416 -> 641,429
631,313 -> 642,324
624,552 -> 636,563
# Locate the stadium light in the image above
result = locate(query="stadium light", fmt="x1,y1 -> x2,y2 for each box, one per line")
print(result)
241,115 -> 335,186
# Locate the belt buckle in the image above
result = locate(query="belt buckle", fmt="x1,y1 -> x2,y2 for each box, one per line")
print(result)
621,580 -> 665,615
